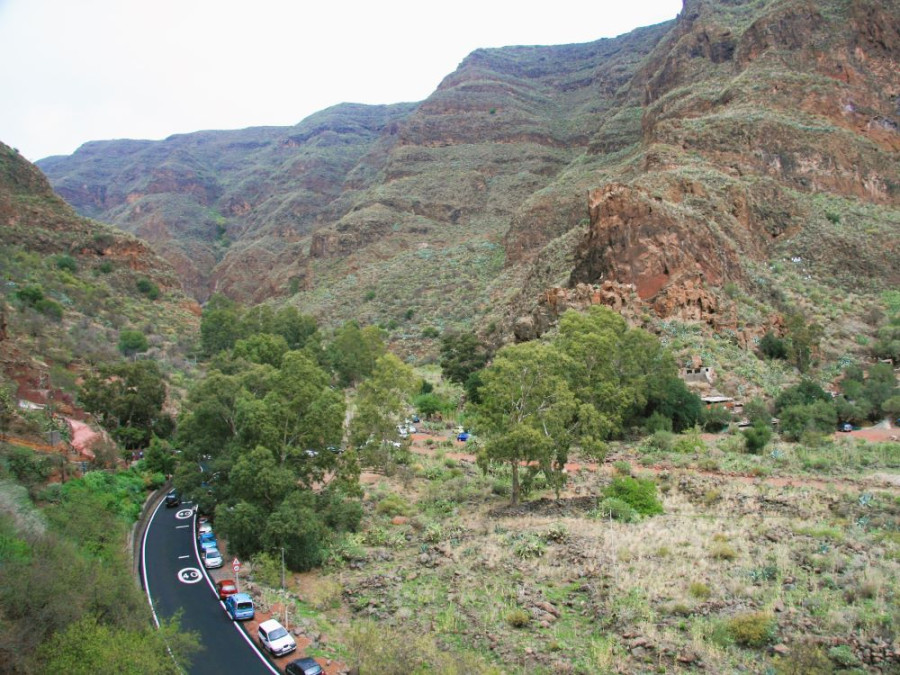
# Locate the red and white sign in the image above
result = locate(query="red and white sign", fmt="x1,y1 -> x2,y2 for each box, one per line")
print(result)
232,558 -> 241,573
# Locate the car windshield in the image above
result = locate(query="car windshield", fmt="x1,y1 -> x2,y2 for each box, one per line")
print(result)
206,549 -> 220,558
268,626 -> 288,640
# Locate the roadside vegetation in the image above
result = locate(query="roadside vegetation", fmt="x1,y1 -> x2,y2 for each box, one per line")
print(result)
0,462 -> 200,673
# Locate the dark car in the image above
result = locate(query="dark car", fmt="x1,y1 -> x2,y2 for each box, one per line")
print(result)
284,657 -> 323,675
164,490 -> 179,507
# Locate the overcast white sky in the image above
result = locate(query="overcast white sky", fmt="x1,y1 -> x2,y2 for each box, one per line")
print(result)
0,0 -> 682,162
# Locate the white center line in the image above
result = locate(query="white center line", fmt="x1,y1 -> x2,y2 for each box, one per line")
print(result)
178,555 -> 189,559
176,525 -> 189,529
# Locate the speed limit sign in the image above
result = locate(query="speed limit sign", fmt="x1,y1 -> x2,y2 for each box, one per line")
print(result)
232,558 -> 241,573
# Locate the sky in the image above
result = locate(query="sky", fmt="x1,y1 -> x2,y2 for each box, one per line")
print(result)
0,0 -> 682,162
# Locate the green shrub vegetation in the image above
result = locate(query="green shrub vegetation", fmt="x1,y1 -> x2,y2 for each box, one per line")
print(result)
726,611 -> 776,647
603,476 -> 664,516
0,467 -> 199,672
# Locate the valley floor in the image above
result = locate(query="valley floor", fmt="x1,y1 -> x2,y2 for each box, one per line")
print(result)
246,424 -> 900,674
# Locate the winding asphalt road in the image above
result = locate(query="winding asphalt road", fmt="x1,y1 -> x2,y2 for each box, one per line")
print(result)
141,498 -> 277,674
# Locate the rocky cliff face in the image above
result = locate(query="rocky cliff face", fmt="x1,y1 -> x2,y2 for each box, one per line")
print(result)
34,0 -> 900,353
510,0 -> 899,342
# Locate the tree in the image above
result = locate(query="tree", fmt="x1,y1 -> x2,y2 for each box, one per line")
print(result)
440,331 -> 489,385
174,370 -> 247,461
758,331 -> 787,360
262,490 -> 329,572
143,436 -> 175,476
350,353 -> 417,470
413,392 -> 447,419
329,322 -> 386,386
645,374 -> 703,432
862,362 -> 898,418
230,445 -> 296,510
779,400 -> 837,441
232,333 -> 289,368
883,395 -> 900,422
79,360 -> 169,449
214,501 -> 266,558
743,397 -> 771,427
200,294 -> 242,357
118,329 -> 149,356
784,311 -> 823,373
554,307 -> 637,439
774,379 -> 831,414
473,341 -> 576,505
272,306 -> 318,350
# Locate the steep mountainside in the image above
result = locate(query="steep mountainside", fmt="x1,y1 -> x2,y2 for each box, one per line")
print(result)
36,0 -> 899,366
0,142 -> 199,416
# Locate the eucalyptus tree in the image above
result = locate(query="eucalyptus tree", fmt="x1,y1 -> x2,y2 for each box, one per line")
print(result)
350,353 -> 417,471
473,341 -> 577,505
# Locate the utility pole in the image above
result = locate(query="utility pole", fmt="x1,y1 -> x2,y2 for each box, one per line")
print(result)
281,547 -> 288,628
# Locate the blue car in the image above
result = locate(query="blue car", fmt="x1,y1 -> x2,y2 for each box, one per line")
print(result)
457,432 -> 470,442
224,592 -> 255,620
198,531 -> 218,551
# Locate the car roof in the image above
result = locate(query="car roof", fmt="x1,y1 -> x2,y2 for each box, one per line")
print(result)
230,592 -> 252,602
259,618 -> 283,631
291,657 -> 319,666
205,547 -> 221,555
217,579 -> 236,587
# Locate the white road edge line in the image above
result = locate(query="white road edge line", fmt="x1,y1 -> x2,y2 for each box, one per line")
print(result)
141,496 -> 166,627
193,512 -> 280,674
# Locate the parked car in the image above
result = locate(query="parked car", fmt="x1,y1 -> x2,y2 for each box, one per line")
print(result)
284,657 -> 323,675
456,431 -> 470,442
198,531 -> 218,551
224,592 -> 255,620
215,579 -> 237,601
198,520 -> 213,536
411,414 -> 420,423
257,618 -> 296,656
164,490 -> 179,507
203,547 -> 223,569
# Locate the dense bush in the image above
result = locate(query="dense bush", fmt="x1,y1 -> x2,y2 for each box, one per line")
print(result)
55,254 -> 78,272
758,331 -> 787,360
135,278 -> 160,300
591,497 -> 640,523
118,329 -> 149,355
603,477 -> 663,516
742,423 -> 772,454
780,401 -> 837,441
375,493 -> 413,517
702,404 -> 732,432
726,611 -> 776,647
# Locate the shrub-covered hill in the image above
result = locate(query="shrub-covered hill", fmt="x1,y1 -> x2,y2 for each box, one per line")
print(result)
0,142 -> 199,427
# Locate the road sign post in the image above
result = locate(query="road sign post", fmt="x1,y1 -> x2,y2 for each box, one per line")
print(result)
232,558 -> 241,591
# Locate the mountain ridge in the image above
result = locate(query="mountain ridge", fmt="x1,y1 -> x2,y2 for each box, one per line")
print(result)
34,0 -> 899,370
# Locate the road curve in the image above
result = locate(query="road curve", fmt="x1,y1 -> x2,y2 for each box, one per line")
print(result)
141,498 -> 277,674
